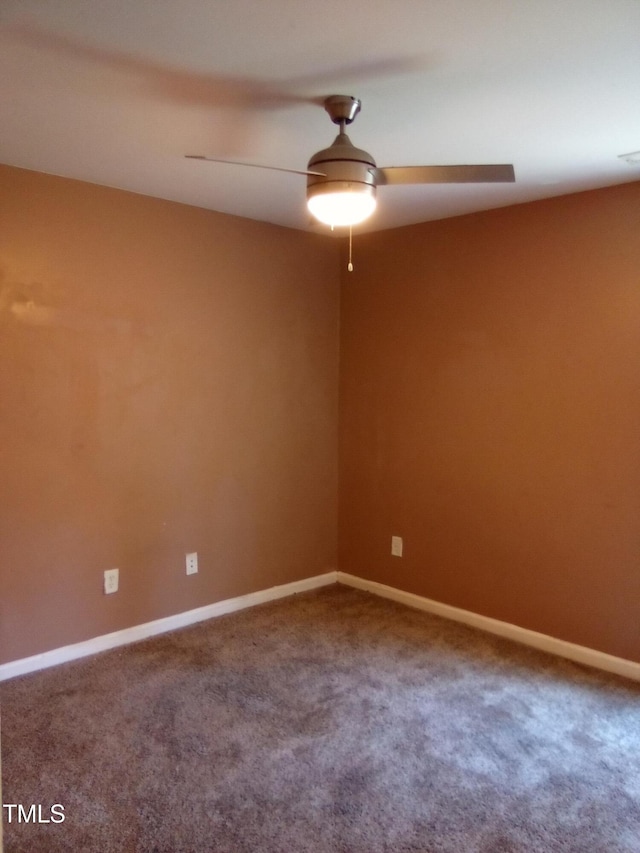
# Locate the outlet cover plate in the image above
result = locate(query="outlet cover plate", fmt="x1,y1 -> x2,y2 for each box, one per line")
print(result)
186,552 -> 198,575
391,536 -> 403,557
104,568 -> 119,594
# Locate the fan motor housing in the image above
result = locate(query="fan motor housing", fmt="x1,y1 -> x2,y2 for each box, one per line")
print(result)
306,132 -> 377,194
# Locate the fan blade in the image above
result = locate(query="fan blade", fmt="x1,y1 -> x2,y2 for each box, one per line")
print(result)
374,164 -> 515,185
2,22 -> 320,111
186,155 -> 325,177
2,21 -> 319,157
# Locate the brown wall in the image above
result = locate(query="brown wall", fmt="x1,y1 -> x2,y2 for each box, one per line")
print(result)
3,164 -> 639,668
340,182 -> 640,663
0,165 -> 340,665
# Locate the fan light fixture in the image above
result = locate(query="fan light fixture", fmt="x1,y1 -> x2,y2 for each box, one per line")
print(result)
306,183 -> 376,226
305,95 -> 378,228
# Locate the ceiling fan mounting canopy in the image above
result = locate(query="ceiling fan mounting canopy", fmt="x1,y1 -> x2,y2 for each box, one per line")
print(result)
323,94 -> 362,125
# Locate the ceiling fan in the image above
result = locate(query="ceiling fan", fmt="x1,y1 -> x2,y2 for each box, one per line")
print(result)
187,94 -> 515,228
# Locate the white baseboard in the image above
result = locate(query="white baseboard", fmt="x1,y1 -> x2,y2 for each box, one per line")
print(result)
337,572 -> 640,683
4,569 -> 638,685
0,571 -> 337,682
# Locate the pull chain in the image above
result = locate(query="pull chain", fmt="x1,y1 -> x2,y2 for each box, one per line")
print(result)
348,224 -> 354,272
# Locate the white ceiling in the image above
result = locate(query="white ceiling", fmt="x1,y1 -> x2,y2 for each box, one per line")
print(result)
1,0 -> 640,233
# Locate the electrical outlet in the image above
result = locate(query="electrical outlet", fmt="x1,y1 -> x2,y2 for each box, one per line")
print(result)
104,568 -> 119,594
391,536 -> 403,557
186,552 -> 198,575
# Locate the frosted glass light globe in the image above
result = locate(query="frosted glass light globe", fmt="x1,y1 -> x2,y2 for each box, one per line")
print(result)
307,187 -> 376,227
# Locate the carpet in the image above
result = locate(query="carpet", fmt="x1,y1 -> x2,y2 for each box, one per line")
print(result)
1,584 -> 639,852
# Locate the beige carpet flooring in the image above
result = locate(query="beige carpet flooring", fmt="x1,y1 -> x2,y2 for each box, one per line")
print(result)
1,584 -> 640,852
